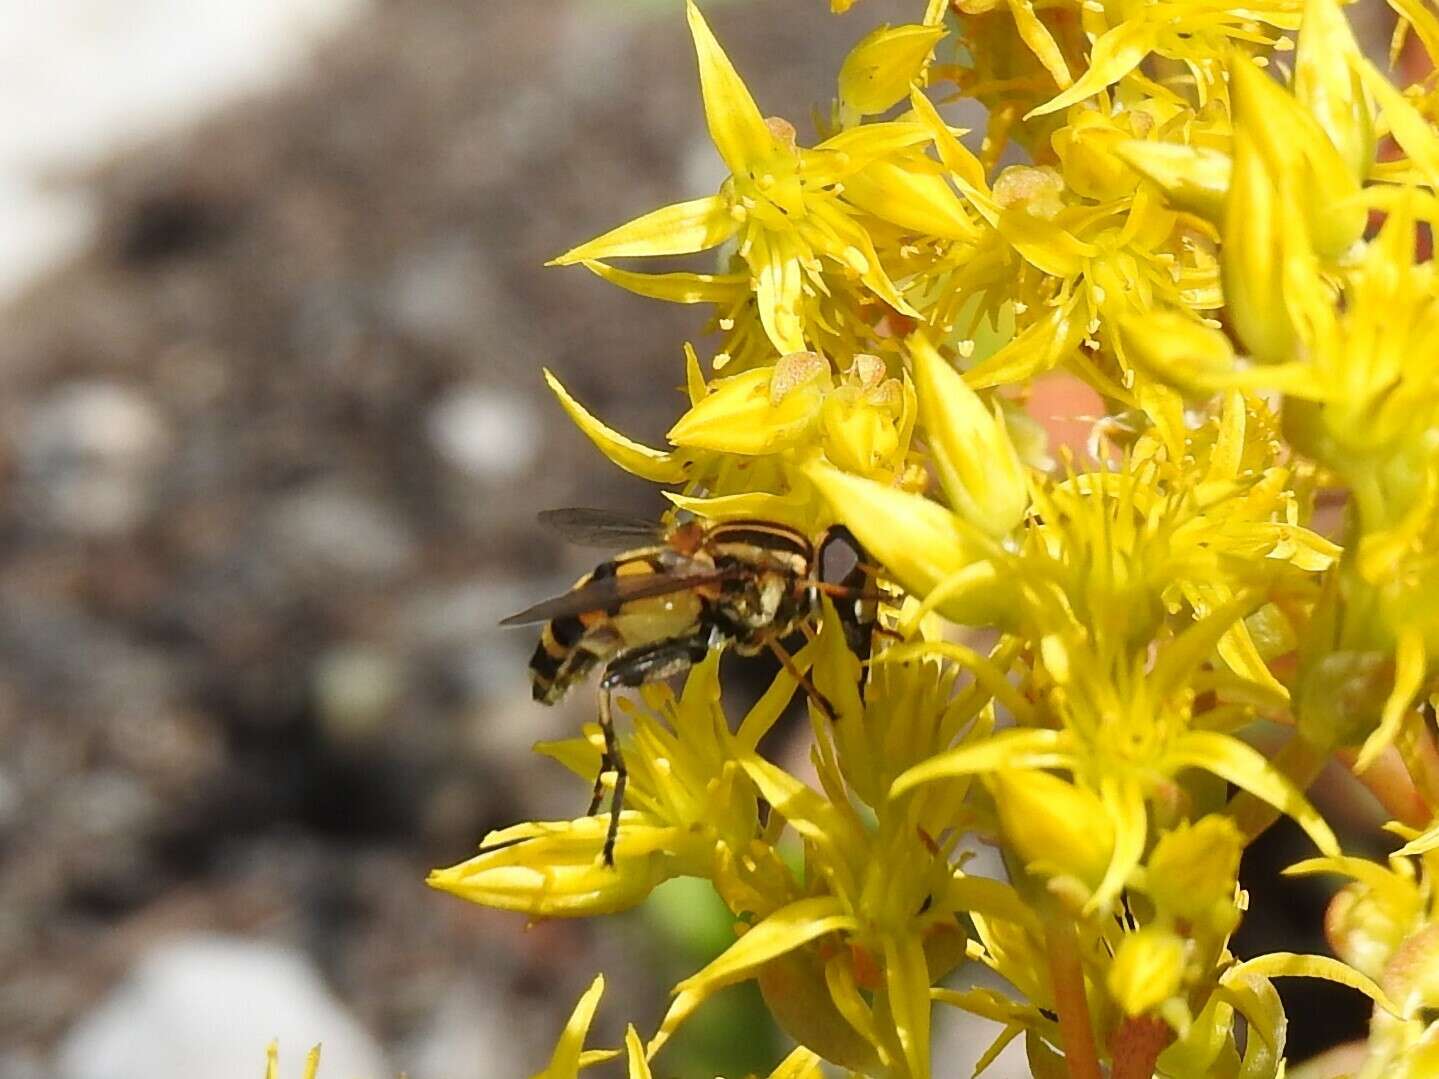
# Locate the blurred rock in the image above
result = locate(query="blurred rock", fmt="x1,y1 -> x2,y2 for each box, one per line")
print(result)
312,643 -> 402,745
426,382 -> 540,481
403,974 -> 529,1079
19,381 -> 169,536
266,483 -> 418,582
54,936 -> 387,1079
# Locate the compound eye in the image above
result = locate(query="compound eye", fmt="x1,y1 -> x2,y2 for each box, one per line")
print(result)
819,529 -> 861,584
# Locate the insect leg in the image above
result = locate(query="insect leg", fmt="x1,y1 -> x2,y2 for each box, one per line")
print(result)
592,633 -> 712,866
586,746 -> 610,818
597,687 -> 624,867
764,636 -> 838,722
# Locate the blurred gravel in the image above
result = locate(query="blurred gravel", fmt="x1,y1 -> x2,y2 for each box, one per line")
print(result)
0,0 -> 910,1073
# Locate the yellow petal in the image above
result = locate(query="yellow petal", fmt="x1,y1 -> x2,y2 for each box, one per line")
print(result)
750,228 -> 809,354
1027,20 -> 1157,118
530,974 -> 607,1079
799,198 -> 919,317
884,932 -> 934,1079
768,1046 -> 826,1079
908,87 -> 989,196
891,729 -> 1076,797
736,748 -> 866,871
665,489 -> 814,531
1388,0 -> 1439,63
810,121 -> 942,181
650,896 -> 859,1059
427,816 -> 686,917
910,332 -> 1028,537
1229,952 -> 1400,1018
1006,0 -> 1071,89
552,195 -> 739,265
667,361 -> 826,454
1163,730 -> 1338,855
841,158 -> 981,242
544,369 -> 688,483
580,260 -> 748,304
1352,627 -> 1428,774
803,463 -> 1006,625
623,1026 -> 652,1079
1358,56 -> 1439,191
1088,774 -> 1147,915
838,24 -> 947,116
683,342 -> 707,406
686,0 -> 778,176
963,304 -> 1084,390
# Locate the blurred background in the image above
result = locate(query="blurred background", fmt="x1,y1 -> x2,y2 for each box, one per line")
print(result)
0,1 -> 1412,1076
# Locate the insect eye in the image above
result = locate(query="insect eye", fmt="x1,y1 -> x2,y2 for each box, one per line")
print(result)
819,527 -> 861,583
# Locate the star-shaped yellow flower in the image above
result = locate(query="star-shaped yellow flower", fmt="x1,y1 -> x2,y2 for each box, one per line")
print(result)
551,1 -> 934,355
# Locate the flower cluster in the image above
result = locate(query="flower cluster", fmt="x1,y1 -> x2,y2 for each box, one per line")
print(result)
431,0 -> 1439,1074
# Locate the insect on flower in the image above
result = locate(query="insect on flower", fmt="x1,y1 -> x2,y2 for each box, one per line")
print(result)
501,508 -> 882,865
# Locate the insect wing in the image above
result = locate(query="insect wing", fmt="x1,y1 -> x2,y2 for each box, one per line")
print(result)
538,507 -> 666,548
499,564 -> 730,626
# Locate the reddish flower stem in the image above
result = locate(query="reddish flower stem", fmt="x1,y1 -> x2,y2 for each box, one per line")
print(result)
1044,912 -> 1103,1079
1111,1016 -> 1173,1079
1336,743 -> 1433,828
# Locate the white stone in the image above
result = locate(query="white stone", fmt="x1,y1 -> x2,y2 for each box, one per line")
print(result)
426,384 -> 540,481
55,935 -> 387,1079
22,380 -> 170,536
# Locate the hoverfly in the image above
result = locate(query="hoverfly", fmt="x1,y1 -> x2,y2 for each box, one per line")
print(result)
500,508 -> 881,865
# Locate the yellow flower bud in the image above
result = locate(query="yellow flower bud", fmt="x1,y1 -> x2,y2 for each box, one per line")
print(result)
988,770 -> 1114,901
1051,110 -> 1142,203
1113,141 -> 1231,222
838,23 -> 946,117
1222,127 -> 1300,366
1325,882 -> 1415,982
1115,309 -> 1239,396
909,332 -> 1028,537
1108,927 -> 1186,1017
1382,924 -> 1439,1017
821,386 -> 901,475
1145,816 -> 1243,934
1293,0 -> 1375,184
1229,57 -> 1365,260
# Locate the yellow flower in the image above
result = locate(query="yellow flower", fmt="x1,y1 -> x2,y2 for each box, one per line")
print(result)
428,656 -> 761,917
894,603 -> 1339,915
551,2 -> 945,354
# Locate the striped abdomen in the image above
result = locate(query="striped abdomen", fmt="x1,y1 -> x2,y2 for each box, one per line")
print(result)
527,554 -> 705,704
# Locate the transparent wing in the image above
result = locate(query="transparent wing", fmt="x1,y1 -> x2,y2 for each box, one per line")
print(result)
537,507 -> 667,548
499,565 -> 732,626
